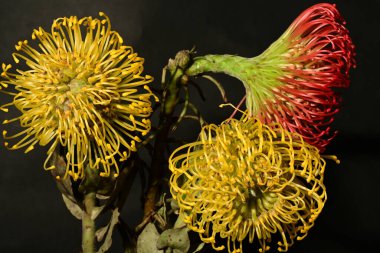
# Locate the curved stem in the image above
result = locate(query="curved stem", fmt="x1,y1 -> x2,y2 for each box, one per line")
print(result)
186,54 -> 256,115
82,192 -> 96,253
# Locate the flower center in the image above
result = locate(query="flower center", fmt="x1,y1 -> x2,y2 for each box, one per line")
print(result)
236,186 -> 278,221
55,67 -> 91,115
68,78 -> 87,94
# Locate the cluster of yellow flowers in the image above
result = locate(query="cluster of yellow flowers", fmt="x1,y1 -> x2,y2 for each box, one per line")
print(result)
169,118 -> 329,252
0,13 -> 156,180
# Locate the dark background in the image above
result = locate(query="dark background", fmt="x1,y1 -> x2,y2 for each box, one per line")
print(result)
0,0 -> 379,252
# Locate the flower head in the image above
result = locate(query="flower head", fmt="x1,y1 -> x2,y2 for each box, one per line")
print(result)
187,3 -> 355,151
1,13 -> 156,180
252,3 -> 356,151
169,118 -> 329,253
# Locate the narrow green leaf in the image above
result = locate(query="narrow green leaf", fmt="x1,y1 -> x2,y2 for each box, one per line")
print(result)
192,243 -> 205,253
96,208 -> 120,253
61,194 -> 83,220
91,206 -> 106,220
96,224 -> 109,242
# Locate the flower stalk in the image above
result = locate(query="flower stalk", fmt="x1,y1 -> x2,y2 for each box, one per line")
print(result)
143,50 -> 191,218
82,191 -> 96,253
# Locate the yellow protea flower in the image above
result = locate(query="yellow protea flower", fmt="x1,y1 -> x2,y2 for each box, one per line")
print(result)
169,117 -> 331,253
0,13 -> 157,180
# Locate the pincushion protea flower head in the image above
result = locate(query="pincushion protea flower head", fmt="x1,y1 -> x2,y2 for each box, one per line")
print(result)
0,13 -> 157,180
169,117 -> 329,253
187,3 -> 355,151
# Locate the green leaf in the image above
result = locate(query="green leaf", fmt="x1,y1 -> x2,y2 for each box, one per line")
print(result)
61,194 -> 83,220
96,225 -> 109,243
137,223 -> 163,253
91,205 -> 106,220
50,153 -> 75,198
170,199 -> 179,215
173,213 -> 187,229
157,227 -> 190,253
192,243 -> 205,253
96,208 -> 120,253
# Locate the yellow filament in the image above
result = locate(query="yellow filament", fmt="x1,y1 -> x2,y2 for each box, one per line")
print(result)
169,117 -> 328,253
1,12 -> 156,180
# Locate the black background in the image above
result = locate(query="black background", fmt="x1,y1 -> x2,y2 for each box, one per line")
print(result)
0,0 -> 379,252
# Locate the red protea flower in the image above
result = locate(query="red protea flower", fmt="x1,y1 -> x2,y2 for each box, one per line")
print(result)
186,3 -> 356,151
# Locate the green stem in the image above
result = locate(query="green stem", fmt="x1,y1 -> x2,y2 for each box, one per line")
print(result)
186,54 -> 250,79
186,54 -> 262,116
143,50 -> 190,218
82,192 -> 96,253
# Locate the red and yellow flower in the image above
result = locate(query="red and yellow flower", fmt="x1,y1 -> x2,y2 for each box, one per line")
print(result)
187,3 -> 355,151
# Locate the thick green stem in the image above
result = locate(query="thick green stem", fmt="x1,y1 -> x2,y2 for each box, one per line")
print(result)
186,54 -> 251,79
143,50 -> 190,218
186,54 -> 263,116
82,192 -> 96,253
